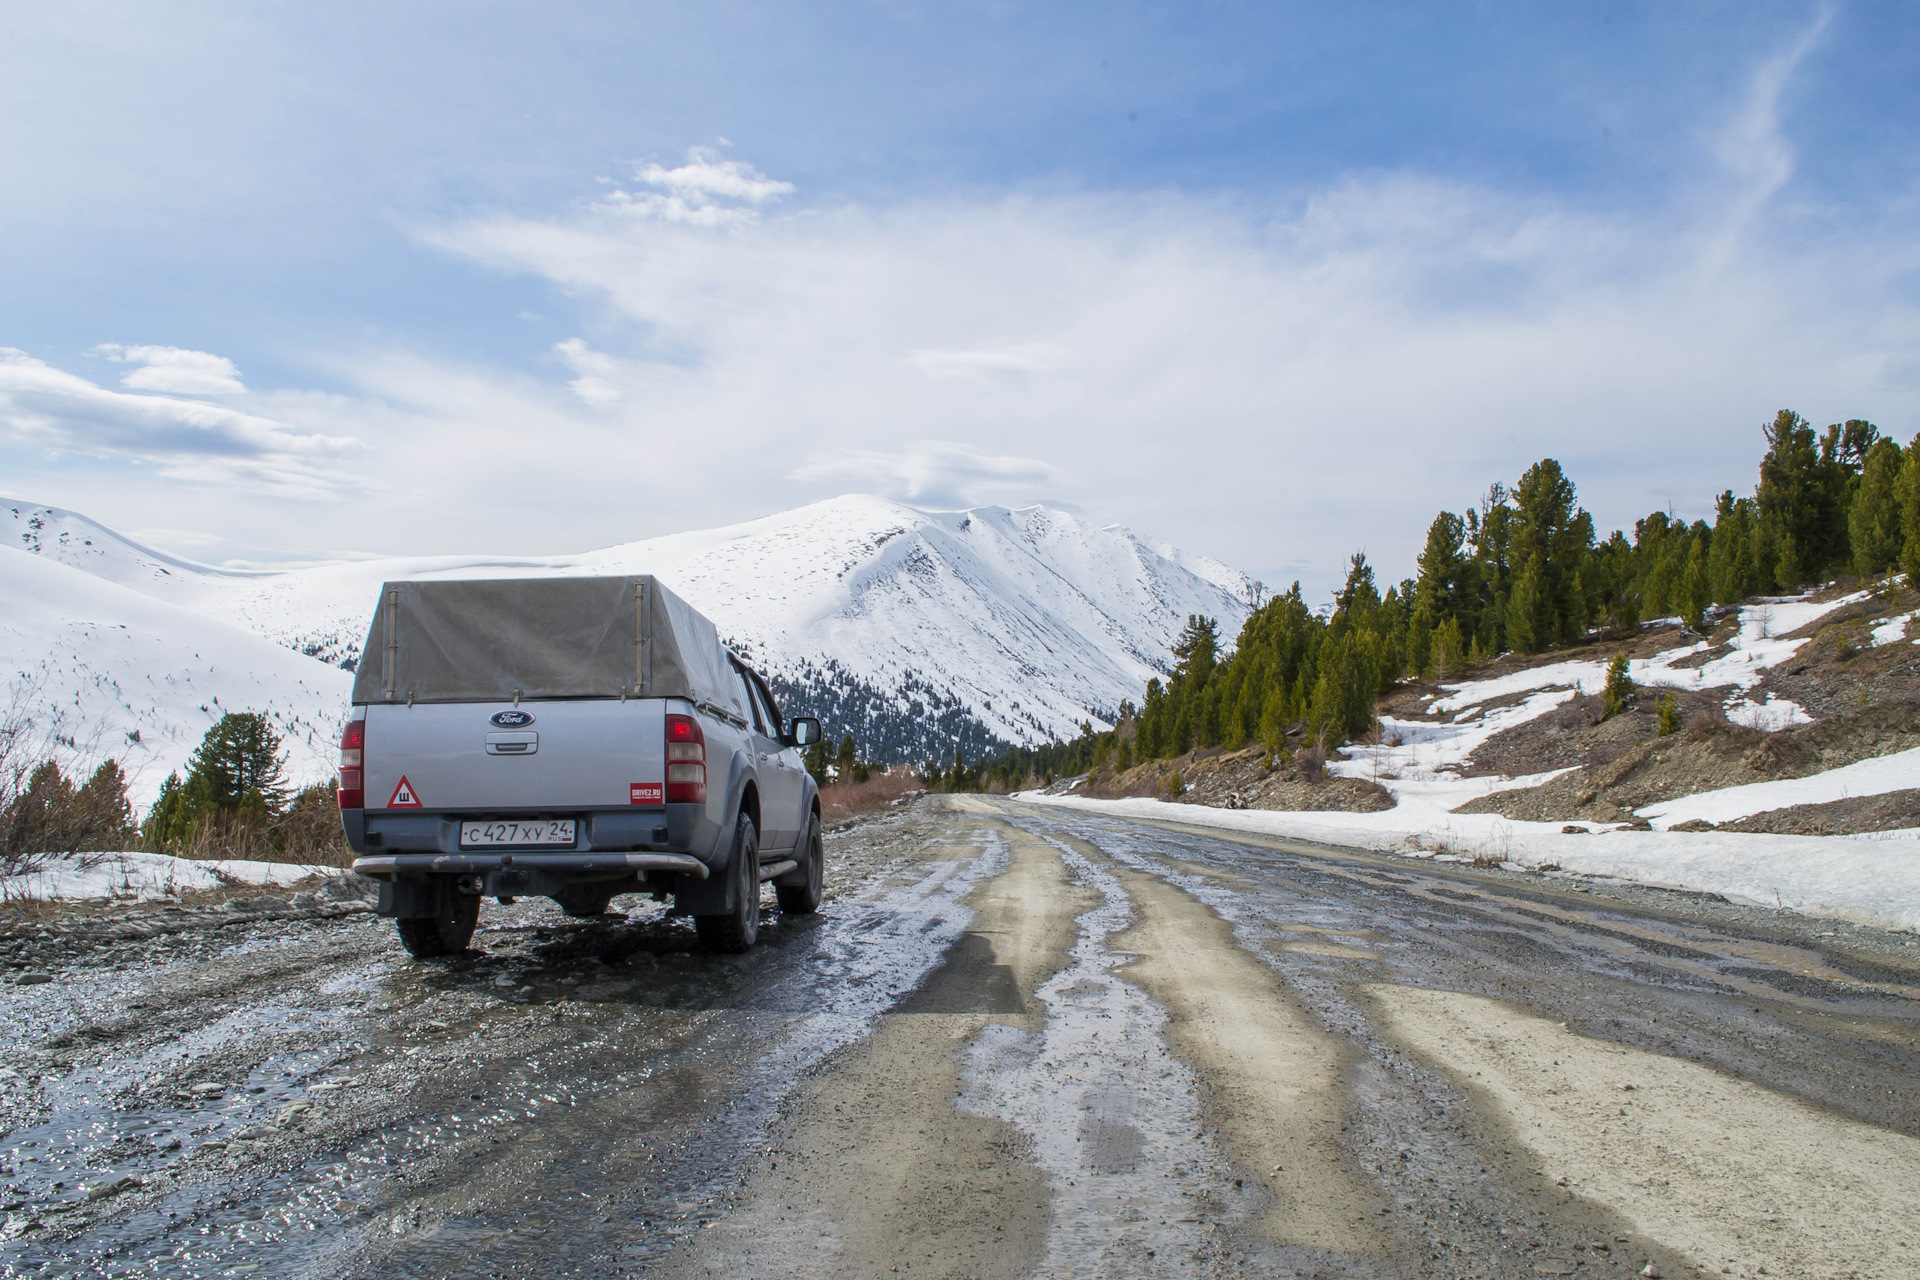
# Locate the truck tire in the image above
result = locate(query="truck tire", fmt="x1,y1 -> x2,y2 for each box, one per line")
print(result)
695,812 -> 760,953
775,814 -> 824,915
555,885 -> 616,918
396,880 -> 480,958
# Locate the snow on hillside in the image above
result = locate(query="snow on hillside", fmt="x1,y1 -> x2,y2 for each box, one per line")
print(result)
0,542 -> 349,809
3,495 -> 1255,765
1336,589 -> 1872,786
1019,585 -> 1920,932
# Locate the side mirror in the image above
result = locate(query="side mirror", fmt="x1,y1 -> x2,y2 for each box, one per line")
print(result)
789,716 -> 822,748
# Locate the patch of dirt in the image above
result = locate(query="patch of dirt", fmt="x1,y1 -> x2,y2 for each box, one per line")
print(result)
1458,697 -> 1670,778
1456,700 -> 1920,826
1715,789 -> 1920,836
1080,746 -> 1394,813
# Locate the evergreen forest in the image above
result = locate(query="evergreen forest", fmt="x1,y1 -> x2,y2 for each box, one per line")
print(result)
950,410 -> 1918,790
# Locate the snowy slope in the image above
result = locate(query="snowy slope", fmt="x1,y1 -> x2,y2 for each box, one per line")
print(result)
2,495 -> 1255,758
0,543 -> 350,808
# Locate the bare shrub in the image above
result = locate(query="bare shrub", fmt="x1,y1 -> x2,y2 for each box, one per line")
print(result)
160,783 -> 355,868
1296,744 -> 1327,783
1683,705 -> 1731,735
819,767 -> 923,825
0,681 -> 137,875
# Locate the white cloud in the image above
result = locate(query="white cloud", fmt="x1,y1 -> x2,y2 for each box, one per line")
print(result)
419,90 -> 1919,597
909,343 -> 1069,382
792,441 -> 1057,508
597,146 -> 794,227
96,343 -> 246,395
0,349 -> 360,496
553,337 -> 622,405
19,20 -> 1905,594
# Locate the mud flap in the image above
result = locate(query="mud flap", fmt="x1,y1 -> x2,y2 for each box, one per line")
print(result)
672,865 -> 731,915
376,879 -> 438,919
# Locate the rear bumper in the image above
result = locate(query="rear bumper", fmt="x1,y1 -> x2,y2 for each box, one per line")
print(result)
352,851 -> 708,881
343,803 -> 717,861
357,850 -> 710,915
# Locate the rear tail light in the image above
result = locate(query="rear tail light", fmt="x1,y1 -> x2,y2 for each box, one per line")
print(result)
338,719 -> 365,810
664,712 -> 707,804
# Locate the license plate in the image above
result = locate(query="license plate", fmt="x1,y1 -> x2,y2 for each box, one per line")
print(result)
460,819 -> 577,848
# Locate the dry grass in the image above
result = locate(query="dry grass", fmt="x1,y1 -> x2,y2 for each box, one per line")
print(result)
819,767 -> 924,825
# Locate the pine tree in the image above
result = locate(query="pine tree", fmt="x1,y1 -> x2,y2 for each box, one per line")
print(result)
1679,539 -> 1708,632
1757,410 -> 1841,581
1849,437 -> 1906,578
1433,617 -> 1464,675
181,712 -> 289,818
1511,458 -> 1593,645
1775,531 -> 1804,592
1902,435 -> 1920,584
836,733 -> 858,782
1506,555 -> 1544,655
1655,692 -> 1680,737
1408,608 -> 1434,678
1602,653 -> 1635,719
1257,685 -> 1287,755
1171,615 -> 1220,689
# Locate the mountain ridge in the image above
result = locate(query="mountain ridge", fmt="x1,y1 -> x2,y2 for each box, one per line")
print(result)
3,493 -> 1255,785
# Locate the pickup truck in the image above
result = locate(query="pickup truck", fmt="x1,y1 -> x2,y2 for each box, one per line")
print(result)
338,575 -> 824,957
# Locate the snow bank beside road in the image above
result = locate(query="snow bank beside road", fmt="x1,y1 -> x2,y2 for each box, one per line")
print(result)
1013,790 -> 1920,933
1639,746 -> 1920,830
0,851 -> 339,903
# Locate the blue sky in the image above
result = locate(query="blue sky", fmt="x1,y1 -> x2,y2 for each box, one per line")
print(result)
2,2 -> 1916,597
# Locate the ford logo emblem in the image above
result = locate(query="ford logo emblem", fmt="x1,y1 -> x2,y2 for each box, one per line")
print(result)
490,710 -> 535,727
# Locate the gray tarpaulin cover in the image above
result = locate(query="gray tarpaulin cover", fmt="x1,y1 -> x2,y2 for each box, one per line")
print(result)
349,575 -> 749,716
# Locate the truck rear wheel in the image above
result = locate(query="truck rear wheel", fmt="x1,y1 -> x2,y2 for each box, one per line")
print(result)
695,812 -> 760,953
775,814 -> 824,915
396,880 -> 480,958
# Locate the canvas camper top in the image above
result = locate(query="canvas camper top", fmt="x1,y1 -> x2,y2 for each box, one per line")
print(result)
349,575 -> 752,719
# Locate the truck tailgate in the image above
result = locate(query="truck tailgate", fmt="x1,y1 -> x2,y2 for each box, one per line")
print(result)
362,699 -> 665,812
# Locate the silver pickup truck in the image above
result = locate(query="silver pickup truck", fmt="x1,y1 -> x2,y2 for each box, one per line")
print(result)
338,575 -> 824,957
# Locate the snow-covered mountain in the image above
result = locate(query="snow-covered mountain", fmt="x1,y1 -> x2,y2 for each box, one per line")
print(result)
2,494 -> 1254,796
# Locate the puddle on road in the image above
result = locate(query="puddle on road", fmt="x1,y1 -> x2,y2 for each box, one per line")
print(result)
0,828 -> 1009,1278
958,843 -> 1249,1278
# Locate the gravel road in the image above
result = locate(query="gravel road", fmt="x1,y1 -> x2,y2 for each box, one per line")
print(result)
2,796 -> 1916,1279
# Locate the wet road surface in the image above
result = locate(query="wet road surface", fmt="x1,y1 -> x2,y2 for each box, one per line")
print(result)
2,796 -> 1917,1279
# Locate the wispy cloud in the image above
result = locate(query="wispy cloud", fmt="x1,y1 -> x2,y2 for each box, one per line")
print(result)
909,343 -> 1069,382
597,146 -> 795,227
419,38 -> 1917,594
793,441 -> 1057,509
553,338 -> 622,405
95,343 -> 246,395
1706,8 -> 1835,249
0,349 -> 360,496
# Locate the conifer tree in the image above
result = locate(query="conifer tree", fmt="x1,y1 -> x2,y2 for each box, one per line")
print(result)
1408,609 -> 1434,678
1849,437 -> 1906,578
189,712 -> 289,814
836,733 -> 858,782
1171,616 -> 1219,689
1901,434 -> 1920,584
1505,555 -> 1544,655
1775,531 -> 1804,592
1679,537 -> 1709,631
1602,654 -> 1635,718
